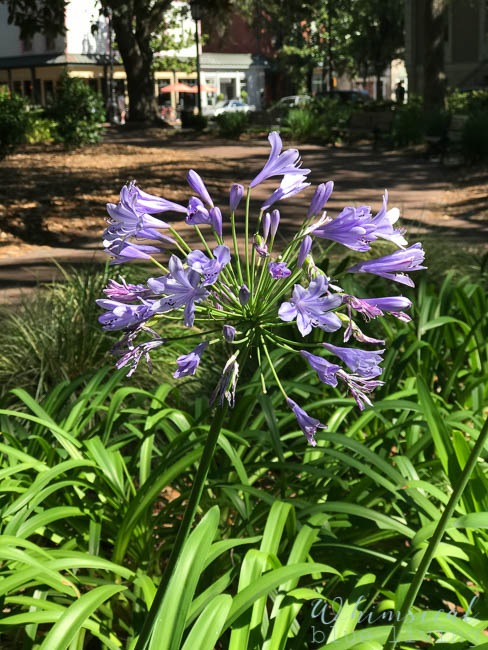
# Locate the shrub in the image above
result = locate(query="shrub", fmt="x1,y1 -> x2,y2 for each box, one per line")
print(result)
308,96 -> 353,142
462,110 -> 488,161
181,110 -> 207,130
0,90 -> 30,158
24,107 -> 57,144
51,74 -> 105,147
446,88 -> 488,114
282,107 -> 324,142
391,95 -> 424,146
214,111 -> 249,138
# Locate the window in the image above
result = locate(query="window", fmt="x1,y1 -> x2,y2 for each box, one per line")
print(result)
22,38 -> 33,53
45,35 -> 55,51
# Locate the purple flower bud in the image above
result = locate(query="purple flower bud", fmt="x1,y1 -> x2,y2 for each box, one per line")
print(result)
239,284 -> 250,305
174,342 -> 208,379
348,243 -> 426,287
297,235 -> 312,268
287,398 -> 326,446
270,209 -> 280,238
253,234 -> 269,258
115,338 -> 164,376
223,325 -> 236,342
229,183 -> 244,212
307,181 -> 334,217
211,354 -> 239,407
187,170 -> 213,206
210,206 -> 222,238
103,278 -> 150,302
262,212 -> 271,242
268,261 -> 291,279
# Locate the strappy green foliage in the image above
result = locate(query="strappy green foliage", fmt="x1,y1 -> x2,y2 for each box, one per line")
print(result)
0,275 -> 487,648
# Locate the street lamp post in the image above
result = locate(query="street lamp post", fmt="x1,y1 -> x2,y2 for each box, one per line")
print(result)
190,1 -> 202,115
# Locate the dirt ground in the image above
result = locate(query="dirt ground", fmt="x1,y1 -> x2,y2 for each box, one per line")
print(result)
0,126 -> 487,262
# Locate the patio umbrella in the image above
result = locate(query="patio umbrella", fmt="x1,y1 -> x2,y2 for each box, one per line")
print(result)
159,82 -> 197,93
200,83 -> 217,93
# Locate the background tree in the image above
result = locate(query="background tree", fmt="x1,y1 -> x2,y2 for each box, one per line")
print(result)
1,0 -> 233,122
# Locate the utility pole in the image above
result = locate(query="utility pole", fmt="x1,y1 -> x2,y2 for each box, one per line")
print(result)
190,1 -> 202,115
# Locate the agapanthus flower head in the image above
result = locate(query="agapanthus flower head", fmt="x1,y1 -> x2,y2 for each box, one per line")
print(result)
98,131 -> 424,445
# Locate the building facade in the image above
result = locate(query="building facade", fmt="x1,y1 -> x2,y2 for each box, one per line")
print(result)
405,0 -> 488,95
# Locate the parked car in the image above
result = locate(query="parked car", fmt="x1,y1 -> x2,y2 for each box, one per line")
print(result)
318,90 -> 372,104
210,99 -> 256,117
266,95 -> 311,121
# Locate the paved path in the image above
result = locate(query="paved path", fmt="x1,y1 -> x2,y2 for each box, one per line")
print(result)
1,134 -> 486,305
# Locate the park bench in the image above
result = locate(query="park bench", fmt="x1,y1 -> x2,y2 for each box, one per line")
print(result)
425,114 -> 468,163
344,110 -> 394,148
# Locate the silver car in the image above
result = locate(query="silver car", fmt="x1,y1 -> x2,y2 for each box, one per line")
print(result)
212,99 -> 256,116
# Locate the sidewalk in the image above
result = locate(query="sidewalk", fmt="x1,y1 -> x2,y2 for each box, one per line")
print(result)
1,132 -> 486,305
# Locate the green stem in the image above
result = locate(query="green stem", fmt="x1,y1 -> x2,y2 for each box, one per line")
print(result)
134,403 -> 228,650
148,257 -> 168,273
260,336 -> 288,400
384,414 -> 488,650
244,188 -> 251,289
230,211 -> 244,286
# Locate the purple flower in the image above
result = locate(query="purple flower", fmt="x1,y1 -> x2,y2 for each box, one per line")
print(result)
278,275 -> 342,336
323,343 -> 384,378
348,295 -> 412,322
253,235 -> 269,258
370,191 -> 408,248
287,398 -> 326,446
261,174 -> 310,211
239,285 -> 250,306
103,278 -> 150,302
230,183 -> 244,212
211,355 -> 239,407
187,170 -> 213,206
308,181 -> 334,217
121,182 -> 186,215
210,207 -> 222,238
297,235 -> 312,268
268,261 -> 291,279
348,243 -> 426,287
262,212 -> 271,241
115,338 -> 164,376
174,341 -> 208,379
310,207 -> 377,251
223,325 -> 236,342
103,235 -> 161,265
149,255 -> 210,327
105,199 -> 174,244
270,209 -> 280,238
300,350 -> 340,387
186,197 -> 211,226
186,245 -> 231,286
336,370 -> 384,411
250,131 -> 310,188
96,299 -> 155,331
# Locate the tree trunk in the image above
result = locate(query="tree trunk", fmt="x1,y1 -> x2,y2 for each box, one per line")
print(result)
111,11 -> 157,123
423,0 -> 447,112
375,71 -> 383,100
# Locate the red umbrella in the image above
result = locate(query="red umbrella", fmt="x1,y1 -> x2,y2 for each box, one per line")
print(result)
160,82 -> 197,93
200,83 -> 217,93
